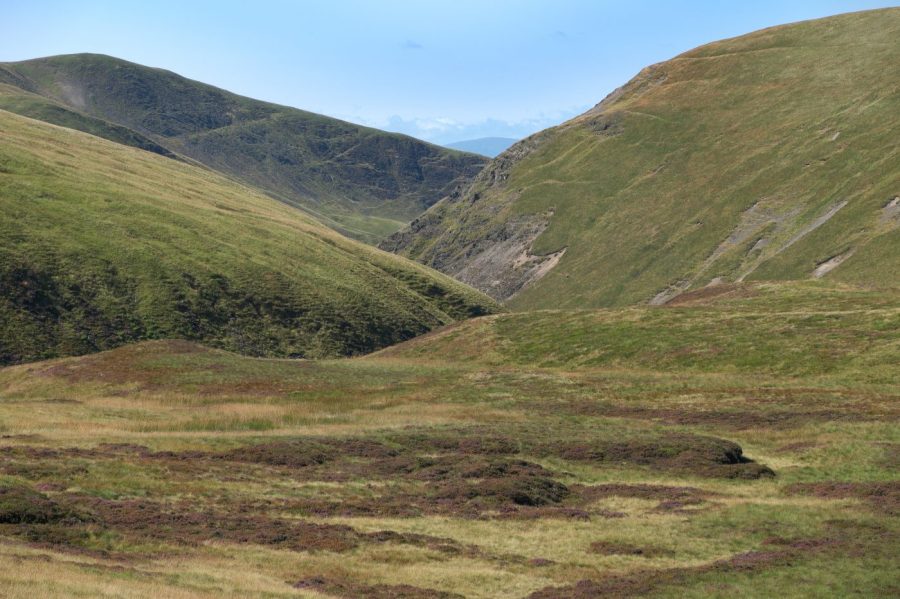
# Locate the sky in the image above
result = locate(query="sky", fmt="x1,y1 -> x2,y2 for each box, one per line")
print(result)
2,1 -> 896,144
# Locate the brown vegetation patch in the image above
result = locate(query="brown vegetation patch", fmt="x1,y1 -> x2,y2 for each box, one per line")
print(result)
785,481 -> 900,516
387,432 -> 521,455
664,283 -> 757,306
589,540 -> 671,558
0,484 -> 74,524
78,497 -> 362,553
12,428 -> 772,487
294,576 -> 464,599
878,443 -> 899,470
544,435 -> 774,479
221,439 -> 337,468
407,456 -> 549,481
574,484 -> 712,513
9,495 -> 470,557
435,474 -> 570,507
278,462 -> 574,520
36,340 -> 208,387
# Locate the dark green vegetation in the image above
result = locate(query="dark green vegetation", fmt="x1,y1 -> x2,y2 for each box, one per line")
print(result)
384,9 -> 900,306
0,54 -> 488,242
1,8 -> 897,597
0,109 -> 498,365
0,283 -> 896,597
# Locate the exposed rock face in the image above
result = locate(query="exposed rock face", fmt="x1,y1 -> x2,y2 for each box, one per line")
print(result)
381,130 -> 566,301
382,10 -> 900,308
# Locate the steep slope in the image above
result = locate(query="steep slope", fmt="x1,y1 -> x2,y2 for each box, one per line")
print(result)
0,108 -> 498,365
383,9 -> 900,307
0,54 -> 487,243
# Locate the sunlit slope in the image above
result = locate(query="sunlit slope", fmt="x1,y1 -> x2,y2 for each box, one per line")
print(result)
0,109 -> 498,365
384,9 -> 900,307
0,281 -> 896,596
376,282 -> 900,384
0,54 -> 487,242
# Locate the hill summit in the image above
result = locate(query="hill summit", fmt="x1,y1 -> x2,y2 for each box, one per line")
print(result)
0,54 -> 487,243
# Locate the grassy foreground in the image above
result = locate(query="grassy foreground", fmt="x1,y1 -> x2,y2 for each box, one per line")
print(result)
0,283 -> 896,597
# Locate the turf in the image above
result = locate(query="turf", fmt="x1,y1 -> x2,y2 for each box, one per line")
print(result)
0,282 -> 895,597
0,108 -> 498,365
384,8 -> 900,307
0,54 -> 488,243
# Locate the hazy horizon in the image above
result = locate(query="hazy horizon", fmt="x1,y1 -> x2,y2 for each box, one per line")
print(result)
3,1 -> 895,143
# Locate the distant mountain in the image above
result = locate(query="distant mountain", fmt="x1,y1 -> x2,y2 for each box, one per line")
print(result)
0,109 -> 499,365
383,8 -> 900,307
0,54 -> 488,243
445,137 -> 518,157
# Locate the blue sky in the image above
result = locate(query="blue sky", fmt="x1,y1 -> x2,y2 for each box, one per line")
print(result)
2,1 -> 896,143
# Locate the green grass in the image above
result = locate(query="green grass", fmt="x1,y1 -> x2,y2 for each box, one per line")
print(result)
0,9 -> 897,598
0,282 -> 895,597
0,54 -> 488,243
386,8 -> 900,306
379,281 -> 900,384
0,108 -> 498,365
0,84 -> 176,158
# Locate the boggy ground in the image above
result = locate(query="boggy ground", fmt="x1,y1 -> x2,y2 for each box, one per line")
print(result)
0,283 -> 897,597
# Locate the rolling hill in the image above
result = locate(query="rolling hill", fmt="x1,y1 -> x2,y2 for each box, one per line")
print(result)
445,137 -> 518,157
382,8 -> 900,307
377,280 -> 900,383
0,280 -> 896,596
0,108 -> 498,365
0,54 -> 488,243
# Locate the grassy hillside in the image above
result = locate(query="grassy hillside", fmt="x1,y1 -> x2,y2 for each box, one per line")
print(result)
0,282 -> 895,596
384,9 -> 900,306
378,281 -> 900,384
0,55 -> 487,243
0,108 -> 498,365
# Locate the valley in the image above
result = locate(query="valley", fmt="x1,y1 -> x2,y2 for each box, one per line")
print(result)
0,5 -> 897,598
384,8 -> 900,307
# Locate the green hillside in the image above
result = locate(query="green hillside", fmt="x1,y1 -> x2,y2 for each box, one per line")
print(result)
377,281 -> 900,384
0,108 -> 498,365
0,54 -> 487,243
0,281 -> 895,597
383,9 -> 900,307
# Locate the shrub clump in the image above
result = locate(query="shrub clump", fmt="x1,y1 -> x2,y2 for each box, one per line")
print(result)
0,484 -> 68,524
